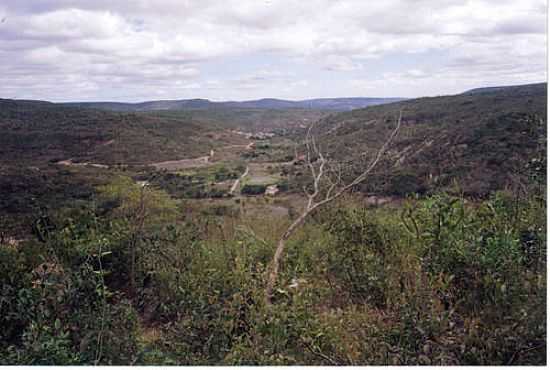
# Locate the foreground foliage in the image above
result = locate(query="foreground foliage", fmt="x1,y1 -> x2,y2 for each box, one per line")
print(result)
0,171 -> 545,365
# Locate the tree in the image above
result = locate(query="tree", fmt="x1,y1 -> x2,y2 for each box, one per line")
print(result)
98,176 -> 178,298
265,109 -> 403,304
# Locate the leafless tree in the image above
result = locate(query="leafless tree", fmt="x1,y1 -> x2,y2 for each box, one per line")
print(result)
265,109 -> 404,305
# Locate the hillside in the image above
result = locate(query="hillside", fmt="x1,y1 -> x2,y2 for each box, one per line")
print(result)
0,84 -> 546,366
0,99 -> 245,231
462,82 -> 545,96
146,108 -> 328,133
309,83 -> 546,197
0,99 -> 246,166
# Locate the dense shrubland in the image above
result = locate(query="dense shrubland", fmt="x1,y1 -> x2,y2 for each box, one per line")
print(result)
0,84 -> 546,365
0,171 -> 545,364
0,99 -> 247,166
316,84 -> 546,197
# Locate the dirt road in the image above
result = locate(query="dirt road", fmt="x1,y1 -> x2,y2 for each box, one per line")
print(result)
230,166 -> 249,195
152,141 -> 254,171
151,155 -> 211,171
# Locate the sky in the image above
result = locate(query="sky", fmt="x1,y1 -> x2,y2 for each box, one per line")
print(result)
0,0 -> 547,102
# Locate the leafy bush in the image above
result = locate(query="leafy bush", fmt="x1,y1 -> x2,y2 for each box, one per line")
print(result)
241,184 -> 267,195
0,174 -> 545,365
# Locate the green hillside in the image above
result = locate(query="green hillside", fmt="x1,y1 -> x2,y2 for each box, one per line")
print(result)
312,83 -> 546,197
147,107 -> 328,133
0,99 -> 246,166
0,84 -> 546,365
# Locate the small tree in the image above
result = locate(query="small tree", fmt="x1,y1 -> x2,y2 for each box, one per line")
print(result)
265,109 -> 403,304
98,176 -> 178,298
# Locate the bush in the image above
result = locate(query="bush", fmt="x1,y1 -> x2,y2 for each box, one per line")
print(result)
0,177 -> 544,365
386,172 -> 427,196
241,184 -> 267,195
322,207 -> 398,307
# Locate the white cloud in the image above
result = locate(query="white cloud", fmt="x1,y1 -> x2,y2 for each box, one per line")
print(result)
0,0 -> 546,101
323,56 -> 363,72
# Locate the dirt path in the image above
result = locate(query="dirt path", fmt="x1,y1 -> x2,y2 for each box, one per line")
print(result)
229,166 -> 249,195
218,142 -> 254,150
152,141 -> 254,171
56,159 -> 109,169
152,155 -> 211,171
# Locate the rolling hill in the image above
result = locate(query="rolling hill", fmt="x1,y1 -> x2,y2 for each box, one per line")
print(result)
309,83 -> 546,197
62,96 -> 406,112
0,99 -> 246,166
462,82 -> 545,96
0,99 -> 245,232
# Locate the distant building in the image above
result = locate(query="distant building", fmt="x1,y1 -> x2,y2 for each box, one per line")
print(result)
265,185 -> 279,196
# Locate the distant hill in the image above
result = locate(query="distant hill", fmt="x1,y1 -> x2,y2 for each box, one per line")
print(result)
0,99 -> 246,166
222,97 -> 405,110
63,98 -> 218,112
1,82 -> 545,200
462,82 -> 546,96
62,97 -> 406,112
309,82 -> 546,197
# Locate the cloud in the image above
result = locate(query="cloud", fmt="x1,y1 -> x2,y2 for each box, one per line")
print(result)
0,0 -> 546,101
323,56 -> 363,72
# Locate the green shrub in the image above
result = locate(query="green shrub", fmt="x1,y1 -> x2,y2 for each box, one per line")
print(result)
241,184 -> 267,195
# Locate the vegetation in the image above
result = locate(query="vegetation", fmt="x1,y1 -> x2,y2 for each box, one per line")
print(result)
241,184 -> 267,195
141,165 -> 242,199
0,83 -> 546,365
0,99 -> 246,166
314,83 -> 546,197
149,107 -> 328,133
0,180 -> 544,365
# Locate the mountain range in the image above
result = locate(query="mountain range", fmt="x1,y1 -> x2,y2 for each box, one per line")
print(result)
61,97 -> 406,112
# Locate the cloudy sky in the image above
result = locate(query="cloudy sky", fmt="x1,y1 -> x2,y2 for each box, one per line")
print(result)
0,0 -> 546,102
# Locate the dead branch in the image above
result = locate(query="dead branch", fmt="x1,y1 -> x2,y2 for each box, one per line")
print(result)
265,109 -> 403,305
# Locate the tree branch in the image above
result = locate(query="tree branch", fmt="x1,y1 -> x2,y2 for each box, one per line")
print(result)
265,109 -> 404,304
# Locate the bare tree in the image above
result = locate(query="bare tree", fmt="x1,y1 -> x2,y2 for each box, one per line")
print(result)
265,109 -> 404,304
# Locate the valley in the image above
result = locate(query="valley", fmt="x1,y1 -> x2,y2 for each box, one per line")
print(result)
0,83 -> 546,365
0,0 -> 546,364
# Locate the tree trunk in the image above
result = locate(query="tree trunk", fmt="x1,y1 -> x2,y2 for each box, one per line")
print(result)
265,212 -> 309,305
264,109 -> 403,305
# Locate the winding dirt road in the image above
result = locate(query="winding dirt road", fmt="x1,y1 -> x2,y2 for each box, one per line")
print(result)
229,166 -> 249,195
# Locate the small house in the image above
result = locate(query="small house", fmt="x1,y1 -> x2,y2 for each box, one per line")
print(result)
265,185 -> 279,196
